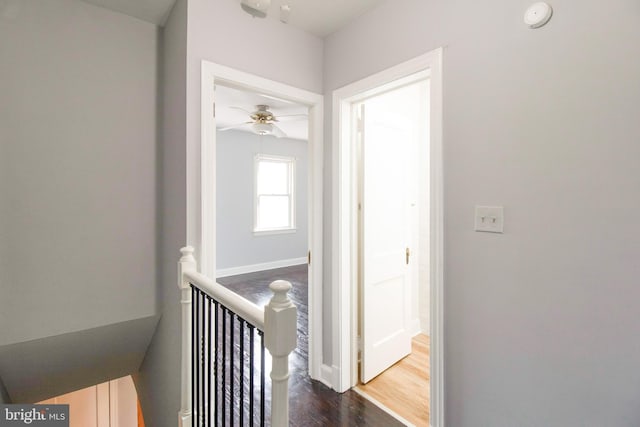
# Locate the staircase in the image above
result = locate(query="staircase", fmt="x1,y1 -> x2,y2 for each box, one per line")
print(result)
0,316 -> 158,403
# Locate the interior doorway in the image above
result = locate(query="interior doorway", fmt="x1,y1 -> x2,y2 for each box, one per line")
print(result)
355,79 -> 429,384
197,61 -> 324,381
331,49 -> 444,427
354,79 -> 430,426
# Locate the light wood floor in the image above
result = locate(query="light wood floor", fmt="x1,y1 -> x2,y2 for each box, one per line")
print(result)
357,334 -> 430,426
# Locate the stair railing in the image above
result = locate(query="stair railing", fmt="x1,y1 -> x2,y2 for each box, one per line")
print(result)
177,246 -> 297,427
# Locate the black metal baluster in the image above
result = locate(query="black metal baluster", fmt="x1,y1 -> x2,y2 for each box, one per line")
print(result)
201,291 -> 206,426
191,286 -> 196,422
239,320 -> 245,427
222,306 -> 227,425
249,325 -> 255,426
214,301 -> 219,425
202,294 -> 207,427
230,314 -> 235,425
201,293 -> 206,427
195,288 -> 200,425
207,296 -> 212,427
259,330 -> 265,427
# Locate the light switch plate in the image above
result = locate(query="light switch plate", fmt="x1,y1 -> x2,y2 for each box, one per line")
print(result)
475,206 -> 504,233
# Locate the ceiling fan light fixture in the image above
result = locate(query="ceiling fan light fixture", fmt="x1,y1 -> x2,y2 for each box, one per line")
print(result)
253,122 -> 273,135
240,0 -> 271,18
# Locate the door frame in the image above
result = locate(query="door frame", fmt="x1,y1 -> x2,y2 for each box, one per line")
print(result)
331,49 -> 444,427
196,60 -> 324,380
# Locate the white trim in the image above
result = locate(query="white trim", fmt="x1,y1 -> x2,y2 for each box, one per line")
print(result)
109,380 -> 119,427
185,269 -> 265,329
197,60 -> 324,382
331,49 -> 445,427
353,388 -> 416,427
420,315 -> 430,335
410,318 -> 422,337
216,257 -> 307,278
253,228 -> 297,236
319,364 -> 334,388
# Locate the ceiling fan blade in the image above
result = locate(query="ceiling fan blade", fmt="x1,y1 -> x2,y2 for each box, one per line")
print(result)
275,115 -> 308,122
218,122 -> 252,131
277,113 -> 308,118
271,124 -> 287,138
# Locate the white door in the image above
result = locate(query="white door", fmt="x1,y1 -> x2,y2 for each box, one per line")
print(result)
360,99 -> 413,383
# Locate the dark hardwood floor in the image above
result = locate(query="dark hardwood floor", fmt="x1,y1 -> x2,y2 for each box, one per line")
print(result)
218,265 -> 404,426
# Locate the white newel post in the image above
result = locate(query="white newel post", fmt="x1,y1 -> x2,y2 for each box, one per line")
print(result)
264,280 -> 297,427
179,246 -> 196,427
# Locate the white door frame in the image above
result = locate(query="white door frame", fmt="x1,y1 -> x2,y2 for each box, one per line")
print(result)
331,49 -> 444,427
195,60 -> 324,381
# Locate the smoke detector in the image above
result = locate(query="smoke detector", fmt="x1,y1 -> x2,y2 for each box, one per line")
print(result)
241,0 -> 271,18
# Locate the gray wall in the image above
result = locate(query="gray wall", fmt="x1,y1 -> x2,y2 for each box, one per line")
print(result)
216,130 -> 308,271
135,0 -> 187,425
324,0 -> 640,425
137,0 -> 322,425
0,377 -> 9,403
0,0 -> 158,346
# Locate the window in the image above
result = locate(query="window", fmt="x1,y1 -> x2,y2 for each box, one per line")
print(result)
254,155 -> 295,233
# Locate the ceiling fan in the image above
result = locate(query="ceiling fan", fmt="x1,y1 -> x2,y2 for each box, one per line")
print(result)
218,104 -> 306,138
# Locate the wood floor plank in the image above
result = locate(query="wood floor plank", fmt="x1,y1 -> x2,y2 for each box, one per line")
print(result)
219,265 -> 405,426
357,334 -> 430,426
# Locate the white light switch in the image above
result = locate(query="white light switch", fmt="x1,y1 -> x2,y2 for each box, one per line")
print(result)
475,206 -> 504,233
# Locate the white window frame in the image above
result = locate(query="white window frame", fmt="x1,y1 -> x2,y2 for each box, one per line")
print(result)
253,154 -> 296,235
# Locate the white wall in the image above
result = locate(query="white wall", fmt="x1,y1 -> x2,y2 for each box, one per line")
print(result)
216,130 -> 308,272
324,0 -> 640,425
0,0 -> 158,346
185,0 -> 323,258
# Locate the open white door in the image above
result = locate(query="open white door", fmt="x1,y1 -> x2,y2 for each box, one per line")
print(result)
360,99 -> 413,383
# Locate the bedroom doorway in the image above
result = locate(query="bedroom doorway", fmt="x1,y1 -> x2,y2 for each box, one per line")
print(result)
198,61 -> 324,381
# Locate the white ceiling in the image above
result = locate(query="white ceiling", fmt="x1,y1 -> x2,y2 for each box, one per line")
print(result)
215,84 -> 309,141
272,0 -> 387,37
79,0 -> 386,37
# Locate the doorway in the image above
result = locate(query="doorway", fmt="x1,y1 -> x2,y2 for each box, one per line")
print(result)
331,49 -> 444,427
197,61 -> 324,381
355,79 -> 429,384
354,79 -> 430,426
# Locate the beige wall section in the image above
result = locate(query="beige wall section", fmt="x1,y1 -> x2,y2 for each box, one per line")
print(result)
0,0 -> 158,346
324,0 -> 640,425
39,376 -> 138,427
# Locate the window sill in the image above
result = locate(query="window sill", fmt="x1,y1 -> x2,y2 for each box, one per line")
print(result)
253,228 -> 297,236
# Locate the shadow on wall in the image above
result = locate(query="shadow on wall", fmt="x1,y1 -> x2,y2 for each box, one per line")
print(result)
0,377 -> 9,403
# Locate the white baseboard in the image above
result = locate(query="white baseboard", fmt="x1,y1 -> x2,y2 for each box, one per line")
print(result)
319,364 -> 334,388
420,315 -> 430,335
410,318 -> 422,336
216,257 -> 307,278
